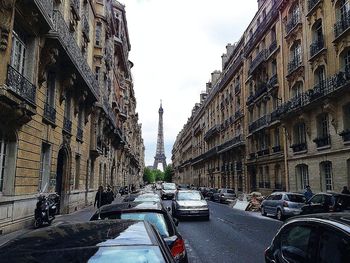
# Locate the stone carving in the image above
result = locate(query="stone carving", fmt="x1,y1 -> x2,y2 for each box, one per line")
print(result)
323,100 -> 338,132
0,0 -> 15,51
38,47 -> 59,85
60,73 -> 77,103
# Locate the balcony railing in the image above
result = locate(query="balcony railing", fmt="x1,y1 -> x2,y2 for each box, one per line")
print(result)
288,57 -> 302,74
77,127 -> 83,141
290,142 -> 307,153
63,117 -> 72,134
51,10 -> 98,99
204,125 -> 219,141
269,40 -> 277,54
340,129 -> 350,142
334,11 -> 350,39
6,65 -> 36,105
248,49 -> 268,75
236,161 -> 243,171
246,83 -> 268,105
248,114 -> 270,133
308,0 -> 321,13
310,38 -> 324,58
268,74 -> 278,87
34,0 -> 54,25
218,134 -> 243,153
234,109 -> 243,120
44,102 -> 56,123
285,13 -> 301,35
272,145 -> 282,153
313,135 -> 330,148
235,83 -> 241,94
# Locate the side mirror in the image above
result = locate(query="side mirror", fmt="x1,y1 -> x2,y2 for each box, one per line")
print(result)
166,206 -> 171,212
173,218 -> 179,226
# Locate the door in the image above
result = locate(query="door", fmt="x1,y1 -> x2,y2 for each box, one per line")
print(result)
303,194 -> 325,214
56,148 -> 69,214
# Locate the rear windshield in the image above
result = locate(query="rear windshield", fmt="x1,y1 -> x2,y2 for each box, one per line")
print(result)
163,183 -> 176,190
177,192 -> 202,201
100,212 -> 171,237
286,194 -> 306,203
227,190 -> 235,194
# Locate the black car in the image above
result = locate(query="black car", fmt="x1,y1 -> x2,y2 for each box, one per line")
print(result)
265,213 -> 350,263
90,201 -> 188,263
0,220 -> 175,263
301,192 -> 350,215
161,183 -> 177,200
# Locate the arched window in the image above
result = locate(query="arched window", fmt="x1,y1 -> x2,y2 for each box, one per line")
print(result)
320,161 -> 333,191
291,81 -> 303,98
314,66 -> 326,89
310,20 -> 324,57
296,164 -> 309,190
289,41 -> 302,73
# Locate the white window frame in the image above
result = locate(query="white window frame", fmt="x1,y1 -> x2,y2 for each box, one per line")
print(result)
0,131 -> 8,192
10,31 -> 26,74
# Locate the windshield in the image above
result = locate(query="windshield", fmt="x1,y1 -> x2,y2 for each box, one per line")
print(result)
177,192 -> 202,201
163,183 -> 176,190
227,190 -> 235,194
102,212 -> 170,237
287,194 -> 306,203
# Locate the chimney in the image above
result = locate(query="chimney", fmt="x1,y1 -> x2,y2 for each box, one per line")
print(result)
257,0 -> 266,9
211,70 -> 221,85
206,82 -> 212,93
221,53 -> 228,70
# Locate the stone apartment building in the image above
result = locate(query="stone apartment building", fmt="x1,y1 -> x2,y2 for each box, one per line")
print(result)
0,0 -> 144,235
172,0 -> 350,196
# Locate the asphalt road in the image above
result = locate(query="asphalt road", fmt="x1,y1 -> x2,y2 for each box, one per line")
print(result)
163,200 -> 283,263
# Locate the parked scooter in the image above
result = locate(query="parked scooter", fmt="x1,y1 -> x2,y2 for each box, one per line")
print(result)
34,193 -> 60,228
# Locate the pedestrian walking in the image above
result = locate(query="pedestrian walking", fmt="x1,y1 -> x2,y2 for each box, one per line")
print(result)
94,186 -> 107,208
304,185 -> 313,201
106,185 -> 115,204
341,186 -> 350,195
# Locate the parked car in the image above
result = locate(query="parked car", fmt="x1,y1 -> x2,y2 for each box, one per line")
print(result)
161,183 -> 177,200
177,184 -> 190,190
261,192 -> 306,220
90,201 -> 188,263
212,188 -> 236,203
301,192 -> 350,215
122,192 -> 161,203
0,220 -> 175,263
207,188 -> 218,200
265,213 -> 350,263
172,190 -> 209,220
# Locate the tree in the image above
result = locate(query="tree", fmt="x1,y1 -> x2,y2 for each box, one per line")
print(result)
153,169 -> 164,182
164,164 -> 173,182
143,167 -> 155,183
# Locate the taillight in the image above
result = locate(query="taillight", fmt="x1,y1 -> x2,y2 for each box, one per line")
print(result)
283,201 -> 289,207
171,238 -> 185,259
220,194 -> 224,197
329,205 -> 334,212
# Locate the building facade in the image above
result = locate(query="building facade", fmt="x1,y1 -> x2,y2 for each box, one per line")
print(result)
172,0 -> 350,196
0,0 -> 144,235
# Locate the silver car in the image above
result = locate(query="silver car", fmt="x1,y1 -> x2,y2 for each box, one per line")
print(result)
261,192 -> 306,220
172,190 -> 209,220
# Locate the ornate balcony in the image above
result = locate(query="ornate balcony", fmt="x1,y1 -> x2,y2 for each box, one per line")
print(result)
313,135 -> 331,148
248,114 -> 270,133
204,125 -> 219,141
6,64 -> 36,106
234,109 -> 243,120
33,0 -> 54,28
217,134 -> 243,153
288,57 -> 302,75
77,127 -> 83,141
268,74 -> 278,87
272,145 -> 282,153
50,10 -> 98,99
285,13 -> 301,35
340,129 -> 350,142
310,38 -> 324,59
334,11 -> 350,39
44,102 -> 56,123
248,49 -> 268,75
63,117 -> 72,134
290,142 -> 307,153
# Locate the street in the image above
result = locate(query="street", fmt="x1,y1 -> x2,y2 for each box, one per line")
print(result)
163,200 -> 282,263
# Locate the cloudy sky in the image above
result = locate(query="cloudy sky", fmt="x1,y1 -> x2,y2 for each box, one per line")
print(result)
120,0 -> 258,167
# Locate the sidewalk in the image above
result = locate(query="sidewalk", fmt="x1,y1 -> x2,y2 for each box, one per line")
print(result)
0,194 -> 124,246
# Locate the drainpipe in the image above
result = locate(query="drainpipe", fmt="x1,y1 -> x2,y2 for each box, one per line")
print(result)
279,9 -> 290,192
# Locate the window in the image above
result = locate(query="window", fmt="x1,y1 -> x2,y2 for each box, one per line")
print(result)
273,194 -> 282,200
99,163 -> 102,186
318,228 -> 350,263
271,27 -> 276,42
317,113 -> 329,138
64,93 -> 71,120
315,66 -> 326,88
343,50 -> 350,69
10,31 -> 26,74
95,66 -> 100,82
310,194 -> 324,204
290,4 -> 300,22
296,164 -> 309,190
314,20 -> 323,43
78,104 -> 84,129
291,42 -> 302,64
38,143 -> 51,192
339,0 -> 350,21
0,131 -> 8,192
274,128 -> 280,146
95,22 -> 102,46
89,158 -> 94,188
294,122 -> 306,144
75,155 -> 80,190
320,161 -> 333,191
291,82 -> 303,98
46,72 -> 56,106
343,103 -> 350,130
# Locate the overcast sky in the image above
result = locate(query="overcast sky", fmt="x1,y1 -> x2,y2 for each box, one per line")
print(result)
120,0 -> 258,167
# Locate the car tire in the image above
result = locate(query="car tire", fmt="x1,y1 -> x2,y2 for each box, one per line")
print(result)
276,209 -> 283,221
261,206 -> 266,216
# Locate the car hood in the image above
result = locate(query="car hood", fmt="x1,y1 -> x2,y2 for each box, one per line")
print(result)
176,200 -> 207,207
162,190 -> 176,193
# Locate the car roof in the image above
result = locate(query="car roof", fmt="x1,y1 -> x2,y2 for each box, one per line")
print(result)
177,190 -> 200,193
98,201 -> 164,214
270,192 -> 304,195
285,212 -> 350,231
0,220 -> 157,251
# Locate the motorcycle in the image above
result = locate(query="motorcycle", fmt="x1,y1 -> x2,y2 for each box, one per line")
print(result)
34,193 -> 60,228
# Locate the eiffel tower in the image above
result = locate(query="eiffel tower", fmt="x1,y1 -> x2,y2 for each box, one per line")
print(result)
153,101 -> 167,171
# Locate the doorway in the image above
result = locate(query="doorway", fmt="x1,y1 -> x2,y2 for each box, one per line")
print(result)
56,147 -> 69,214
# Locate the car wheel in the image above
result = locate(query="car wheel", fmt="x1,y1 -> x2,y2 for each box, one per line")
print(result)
276,209 -> 283,221
261,206 -> 266,216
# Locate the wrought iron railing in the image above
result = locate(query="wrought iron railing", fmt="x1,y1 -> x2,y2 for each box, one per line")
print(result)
34,0 -> 53,22
272,145 -> 281,153
285,13 -> 301,35
334,11 -> 350,38
218,134 -> 243,152
248,49 -> 268,75
51,10 -> 98,99
313,135 -> 330,148
44,102 -> 56,123
310,38 -> 324,58
249,152 -> 256,159
234,109 -> 243,120
248,114 -> 270,133
288,56 -> 302,74
246,83 -> 268,105
204,124 -> 219,141
269,40 -> 277,54
77,126 -> 83,141
268,74 -> 278,87
6,64 -> 36,105
63,117 -> 72,134
308,0 -> 321,13
340,129 -> 350,142
290,142 -> 307,153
